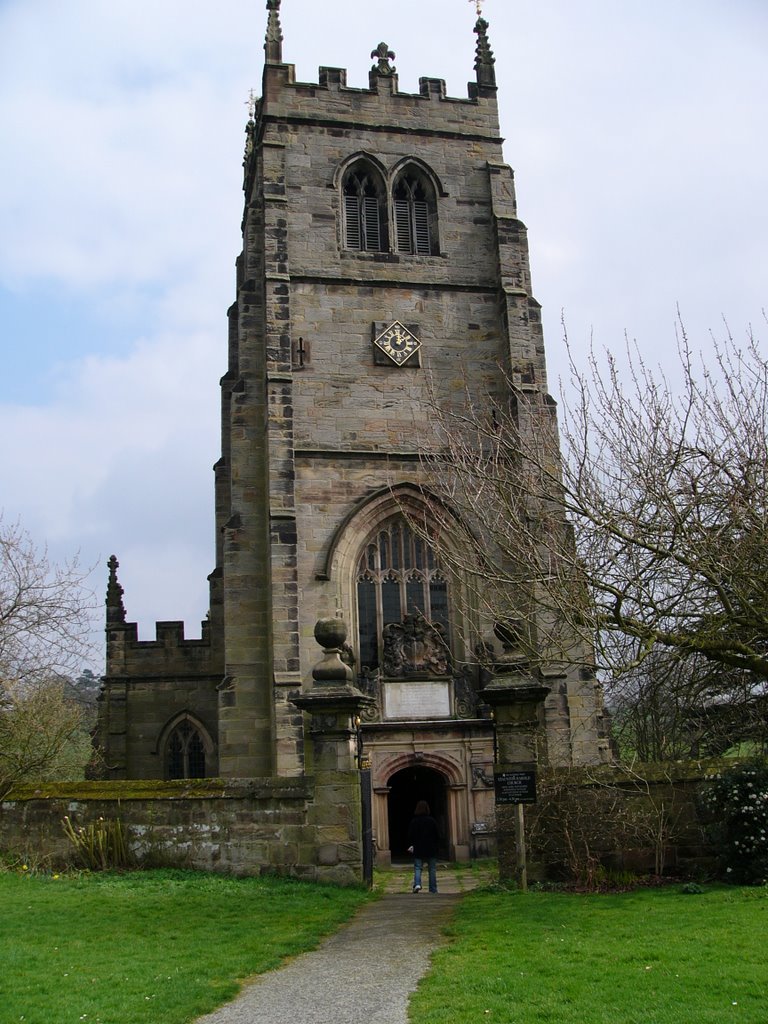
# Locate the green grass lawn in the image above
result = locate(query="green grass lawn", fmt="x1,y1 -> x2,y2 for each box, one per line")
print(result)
411,884 -> 768,1023
0,869 -> 369,1024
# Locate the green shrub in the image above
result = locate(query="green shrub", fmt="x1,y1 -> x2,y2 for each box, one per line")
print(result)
702,759 -> 768,884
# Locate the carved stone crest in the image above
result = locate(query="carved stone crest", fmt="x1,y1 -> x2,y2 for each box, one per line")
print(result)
382,613 -> 450,677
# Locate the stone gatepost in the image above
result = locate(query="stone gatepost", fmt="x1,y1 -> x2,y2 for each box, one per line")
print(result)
481,652 -> 550,889
292,619 -> 375,885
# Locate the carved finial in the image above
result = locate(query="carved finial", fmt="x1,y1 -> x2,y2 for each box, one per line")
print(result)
243,89 -> 257,167
468,0 -> 483,15
265,0 -> 283,64
243,117 -> 255,168
312,618 -> 353,684
370,42 -> 396,77
106,555 -> 126,626
474,15 -> 496,88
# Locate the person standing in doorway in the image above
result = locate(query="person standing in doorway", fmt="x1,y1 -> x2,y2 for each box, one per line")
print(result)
407,799 -> 440,894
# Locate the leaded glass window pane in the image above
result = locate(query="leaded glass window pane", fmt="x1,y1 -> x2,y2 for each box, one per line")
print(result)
357,578 -> 378,669
188,733 -> 206,779
166,721 -> 207,780
355,517 -> 450,671
406,576 -> 426,615
429,578 -> 450,636
382,575 -> 401,626
168,733 -> 184,780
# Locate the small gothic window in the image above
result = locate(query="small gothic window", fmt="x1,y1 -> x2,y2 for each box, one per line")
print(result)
166,720 -> 206,780
342,163 -> 386,252
356,518 -> 450,671
393,170 -> 437,255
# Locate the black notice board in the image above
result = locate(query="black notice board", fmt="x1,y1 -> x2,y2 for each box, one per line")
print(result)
495,769 -> 537,805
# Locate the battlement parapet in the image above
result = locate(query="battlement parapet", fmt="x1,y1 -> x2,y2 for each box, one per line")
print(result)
258,61 -> 500,141
106,618 -> 222,679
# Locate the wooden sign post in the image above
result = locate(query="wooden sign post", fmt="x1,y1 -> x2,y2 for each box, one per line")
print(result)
494,768 -> 536,892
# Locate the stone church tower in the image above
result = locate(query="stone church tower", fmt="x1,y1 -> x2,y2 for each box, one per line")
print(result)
98,1 -> 607,864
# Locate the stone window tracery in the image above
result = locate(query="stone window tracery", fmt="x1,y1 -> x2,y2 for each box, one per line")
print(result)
356,517 -> 450,672
166,720 -> 206,779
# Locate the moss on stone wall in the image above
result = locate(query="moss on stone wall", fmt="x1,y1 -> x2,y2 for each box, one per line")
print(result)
541,757 -> 736,788
3,777 -> 312,803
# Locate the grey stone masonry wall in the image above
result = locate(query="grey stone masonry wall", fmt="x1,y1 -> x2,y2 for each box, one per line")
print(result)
0,776 -> 365,885
525,761 -> 725,880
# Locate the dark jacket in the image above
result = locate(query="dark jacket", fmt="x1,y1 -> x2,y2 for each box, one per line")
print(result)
408,814 -> 440,858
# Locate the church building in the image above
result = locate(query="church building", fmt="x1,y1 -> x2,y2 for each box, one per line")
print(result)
98,0 -> 608,865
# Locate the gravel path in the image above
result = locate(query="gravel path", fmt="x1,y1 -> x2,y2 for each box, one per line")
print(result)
194,892 -> 458,1024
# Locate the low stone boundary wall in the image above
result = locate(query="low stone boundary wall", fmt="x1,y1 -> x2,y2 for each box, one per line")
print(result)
0,776 -> 362,885
514,760 -> 725,882
486,671 -> 736,885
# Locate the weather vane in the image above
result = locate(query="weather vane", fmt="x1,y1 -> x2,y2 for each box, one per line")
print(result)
469,0 -> 483,16
244,88 -> 257,120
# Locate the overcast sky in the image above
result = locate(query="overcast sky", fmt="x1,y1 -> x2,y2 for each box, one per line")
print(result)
1,0 -> 766,668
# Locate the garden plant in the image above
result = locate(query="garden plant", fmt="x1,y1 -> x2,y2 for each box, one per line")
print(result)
702,758 -> 768,884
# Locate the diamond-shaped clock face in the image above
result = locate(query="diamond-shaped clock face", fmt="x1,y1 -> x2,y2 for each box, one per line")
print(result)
374,321 -> 421,366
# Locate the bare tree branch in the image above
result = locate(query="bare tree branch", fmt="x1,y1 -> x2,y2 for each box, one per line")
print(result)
418,316 -> 768,700
0,517 -> 98,792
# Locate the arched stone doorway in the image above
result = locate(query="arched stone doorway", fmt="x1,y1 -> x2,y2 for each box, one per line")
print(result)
386,765 -> 449,861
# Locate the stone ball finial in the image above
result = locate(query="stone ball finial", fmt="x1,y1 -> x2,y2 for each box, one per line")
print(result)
314,617 -> 347,651
312,618 -> 353,684
494,618 -> 523,652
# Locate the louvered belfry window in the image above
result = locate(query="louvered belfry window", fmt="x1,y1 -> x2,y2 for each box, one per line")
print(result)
343,166 -> 385,251
356,518 -> 450,672
393,172 -> 435,255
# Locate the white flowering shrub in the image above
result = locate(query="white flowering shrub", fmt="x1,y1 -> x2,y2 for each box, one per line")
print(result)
702,759 -> 768,884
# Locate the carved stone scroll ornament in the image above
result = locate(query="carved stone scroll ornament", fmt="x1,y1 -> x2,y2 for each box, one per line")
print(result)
357,667 -> 381,722
382,613 -> 450,678
453,665 -> 477,719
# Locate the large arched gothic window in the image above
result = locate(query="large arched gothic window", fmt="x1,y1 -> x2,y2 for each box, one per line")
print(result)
342,162 -> 386,252
392,168 -> 438,255
166,720 -> 206,780
356,518 -> 450,671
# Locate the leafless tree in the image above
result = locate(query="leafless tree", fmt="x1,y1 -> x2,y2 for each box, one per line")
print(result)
610,646 -> 767,761
0,516 -> 97,793
418,319 -> 768,710
0,515 -> 95,687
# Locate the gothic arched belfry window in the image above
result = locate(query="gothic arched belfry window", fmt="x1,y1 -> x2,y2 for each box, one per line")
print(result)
392,168 -> 438,255
356,517 -> 450,671
342,162 -> 387,251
